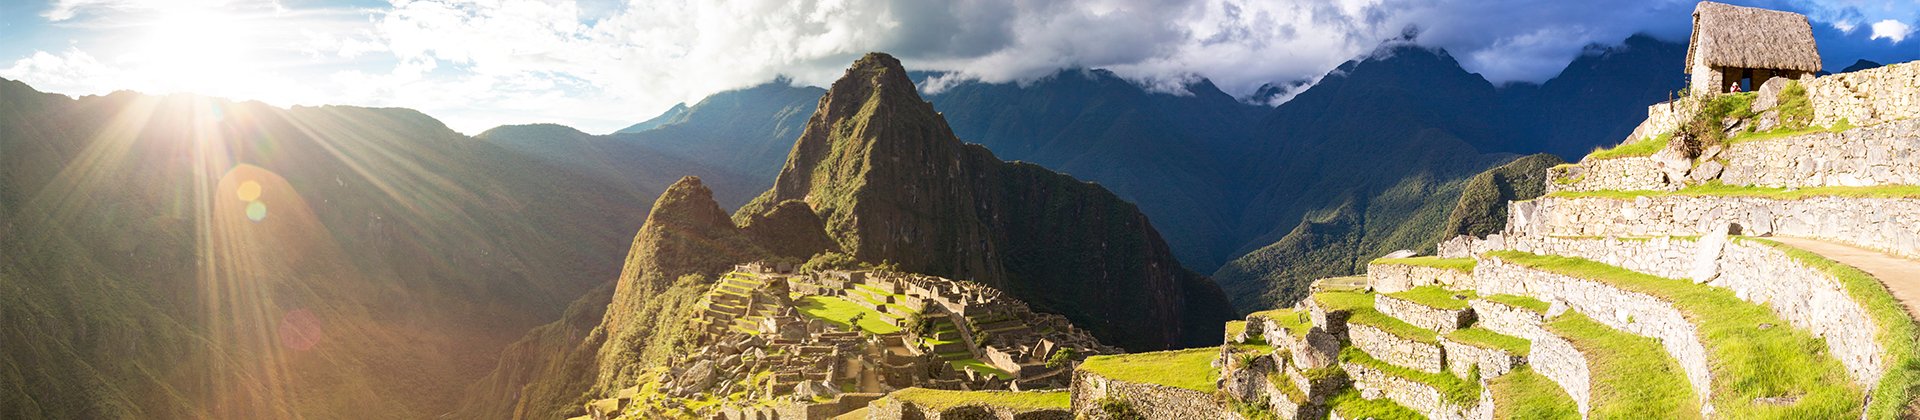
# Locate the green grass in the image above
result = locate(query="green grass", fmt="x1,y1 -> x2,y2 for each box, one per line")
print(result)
1492,251 -> 1863,418
1483,294 -> 1551,314
885,388 -> 1067,410
1326,388 -> 1422,420
1585,132 -> 1671,160
946,357 -> 1013,380
1726,119 -> 1855,145
1311,291 -> 1375,312
1371,256 -> 1477,273
1488,366 -> 1579,419
1446,327 -> 1530,355
1349,308 -> 1439,344
1548,181 -> 1920,201
1314,290 -> 1439,343
1225,320 -> 1248,342
1546,312 -> 1698,419
1385,285 -> 1477,310
1745,237 -> 1920,419
1339,347 -> 1479,404
1078,348 -> 1219,393
1247,308 -> 1311,338
792,295 -> 901,335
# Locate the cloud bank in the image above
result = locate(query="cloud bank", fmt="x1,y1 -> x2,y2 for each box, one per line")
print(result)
5,0 -> 1917,133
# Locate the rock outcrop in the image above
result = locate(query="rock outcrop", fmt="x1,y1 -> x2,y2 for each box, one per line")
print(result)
740,53 -> 1235,351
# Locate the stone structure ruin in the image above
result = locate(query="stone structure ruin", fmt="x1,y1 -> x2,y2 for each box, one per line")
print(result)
1686,1 -> 1820,96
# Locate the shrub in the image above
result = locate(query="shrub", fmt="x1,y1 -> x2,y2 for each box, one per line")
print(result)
800,252 -> 859,273
1096,396 -> 1145,420
1046,348 -> 1077,369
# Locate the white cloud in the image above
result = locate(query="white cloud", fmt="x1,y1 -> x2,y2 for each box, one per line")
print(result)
0,48 -> 118,94
11,0 -> 1919,134
1870,19 -> 1914,42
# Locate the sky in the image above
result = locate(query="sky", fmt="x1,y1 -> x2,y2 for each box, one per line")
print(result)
1,0 -> 1916,135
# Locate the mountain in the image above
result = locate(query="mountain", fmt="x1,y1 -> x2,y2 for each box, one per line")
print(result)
1439,153 -> 1565,238
0,79 -> 655,418
916,69 -> 1265,270
740,52 -> 1234,351
459,53 -> 1235,418
1840,59 -> 1884,73
455,176 -> 833,419
1209,45 -> 1519,310
614,103 -> 687,133
478,81 -> 825,208
1499,34 -> 1689,159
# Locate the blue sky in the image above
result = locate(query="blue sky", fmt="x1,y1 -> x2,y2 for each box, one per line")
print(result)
2,0 -> 1915,135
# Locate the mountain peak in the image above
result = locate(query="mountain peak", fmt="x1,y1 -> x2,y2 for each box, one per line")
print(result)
828,52 -> 921,108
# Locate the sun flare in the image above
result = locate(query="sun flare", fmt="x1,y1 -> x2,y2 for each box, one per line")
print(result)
134,9 -> 256,94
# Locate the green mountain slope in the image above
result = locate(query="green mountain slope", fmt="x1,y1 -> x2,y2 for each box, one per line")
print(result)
0,80 -> 654,418
740,53 -> 1235,351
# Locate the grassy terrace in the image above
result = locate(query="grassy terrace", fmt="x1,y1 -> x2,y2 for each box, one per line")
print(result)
1585,132 -> 1671,160
1546,312 -> 1698,419
1339,347 -> 1479,404
1370,256 -> 1477,272
1482,294 -> 1551,314
1327,388 -> 1422,420
1445,327 -> 1529,355
1745,237 -> 1920,418
1491,251 -> 1862,418
792,296 -> 901,335
1488,366 -> 1578,419
1724,119 -> 1855,145
1385,285 -> 1477,310
944,357 -> 1013,380
1318,291 -> 1439,344
1078,348 -> 1219,393
1546,181 -> 1920,200
885,388 -> 1068,411
1246,308 -> 1311,338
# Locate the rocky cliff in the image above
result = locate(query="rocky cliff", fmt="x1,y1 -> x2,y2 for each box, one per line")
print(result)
740,53 -> 1236,351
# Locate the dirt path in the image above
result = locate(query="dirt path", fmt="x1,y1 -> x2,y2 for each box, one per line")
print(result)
1768,237 -> 1920,319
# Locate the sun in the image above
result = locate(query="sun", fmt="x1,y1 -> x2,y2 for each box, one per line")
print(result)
133,8 -> 256,95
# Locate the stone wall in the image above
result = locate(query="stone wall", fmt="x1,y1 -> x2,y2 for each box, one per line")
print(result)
1367,263 -> 1476,293
1466,299 -> 1545,340
1473,256 -> 1713,415
1439,339 -> 1520,379
1498,234 -> 1885,385
1517,195 -> 1920,260
1375,295 -> 1472,333
1625,97 -> 1702,145
1720,119 -> 1920,188
1341,362 -> 1493,420
1526,330 -> 1592,416
1808,62 -> 1920,127
1069,369 -> 1227,420
1347,323 -> 1444,374
865,396 -> 1071,420
1547,156 -> 1675,194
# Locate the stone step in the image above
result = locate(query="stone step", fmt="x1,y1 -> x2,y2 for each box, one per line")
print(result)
1515,193 -> 1920,261
1438,327 -> 1526,380
1502,234 -> 1890,390
1337,347 -> 1490,419
1535,311 -> 1695,418
1367,257 -> 1477,293
1477,250 -> 1862,418
1374,286 -> 1475,334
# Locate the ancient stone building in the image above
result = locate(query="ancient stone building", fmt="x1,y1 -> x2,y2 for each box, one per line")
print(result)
1687,1 -> 1821,96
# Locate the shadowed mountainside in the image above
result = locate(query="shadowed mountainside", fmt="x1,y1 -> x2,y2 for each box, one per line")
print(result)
0,79 -> 660,418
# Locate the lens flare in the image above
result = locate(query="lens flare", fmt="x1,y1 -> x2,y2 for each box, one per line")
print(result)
245,200 -> 267,221
237,180 -> 261,201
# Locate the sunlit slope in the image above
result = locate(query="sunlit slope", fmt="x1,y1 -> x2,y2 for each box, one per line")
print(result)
0,79 -> 659,418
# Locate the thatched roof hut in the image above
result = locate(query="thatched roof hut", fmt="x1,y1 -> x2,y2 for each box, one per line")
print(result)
1686,1 -> 1821,94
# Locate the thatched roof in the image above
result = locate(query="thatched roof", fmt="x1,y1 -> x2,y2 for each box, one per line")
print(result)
1686,1 -> 1821,73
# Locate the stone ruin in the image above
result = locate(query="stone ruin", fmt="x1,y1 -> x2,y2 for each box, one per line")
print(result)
587,261 -> 1117,419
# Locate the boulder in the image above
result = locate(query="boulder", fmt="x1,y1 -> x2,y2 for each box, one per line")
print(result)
1752,77 -> 1791,110
1690,224 -> 1731,283
673,360 -> 717,396
1688,160 -> 1725,184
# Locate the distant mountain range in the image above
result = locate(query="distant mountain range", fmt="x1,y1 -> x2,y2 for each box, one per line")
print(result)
483,34 -> 1686,311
